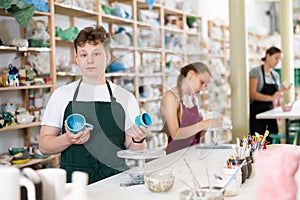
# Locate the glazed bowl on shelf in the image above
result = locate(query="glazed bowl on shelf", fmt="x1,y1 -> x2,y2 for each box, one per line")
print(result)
9,149 -> 30,165
144,170 -> 175,193
8,147 -> 27,156
17,114 -> 34,124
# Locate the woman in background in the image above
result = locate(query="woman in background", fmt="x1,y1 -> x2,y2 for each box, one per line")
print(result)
249,46 -> 291,142
160,62 -> 223,154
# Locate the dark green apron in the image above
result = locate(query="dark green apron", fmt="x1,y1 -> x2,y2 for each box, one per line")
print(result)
60,80 -> 128,184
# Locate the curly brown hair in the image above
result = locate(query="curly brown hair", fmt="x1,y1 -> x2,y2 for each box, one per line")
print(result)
74,25 -> 111,54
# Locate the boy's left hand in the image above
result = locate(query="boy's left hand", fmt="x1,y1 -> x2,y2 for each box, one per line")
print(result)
126,124 -> 149,142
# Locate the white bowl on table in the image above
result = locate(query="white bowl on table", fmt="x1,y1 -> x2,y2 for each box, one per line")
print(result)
144,171 -> 175,193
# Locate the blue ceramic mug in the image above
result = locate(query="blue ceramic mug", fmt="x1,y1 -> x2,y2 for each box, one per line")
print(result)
135,113 -> 152,128
66,113 -> 94,134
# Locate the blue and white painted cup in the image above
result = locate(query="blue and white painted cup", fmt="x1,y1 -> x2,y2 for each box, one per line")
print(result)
66,113 -> 94,134
135,113 -> 152,128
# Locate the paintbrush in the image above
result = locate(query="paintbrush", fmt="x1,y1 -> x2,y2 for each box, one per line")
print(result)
260,125 -> 269,150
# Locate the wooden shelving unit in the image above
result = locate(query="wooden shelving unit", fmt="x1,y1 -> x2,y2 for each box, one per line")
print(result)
13,155 -> 59,168
0,0 -> 204,163
248,32 -> 267,69
0,0 -> 58,168
207,20 -> 229,68
202,20 -> 231,118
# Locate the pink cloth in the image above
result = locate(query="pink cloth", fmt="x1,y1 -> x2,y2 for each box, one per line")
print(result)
254,146 -> 299,200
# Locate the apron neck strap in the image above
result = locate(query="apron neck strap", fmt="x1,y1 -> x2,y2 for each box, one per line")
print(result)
261,65 -> 277,86
72,79 -> 116,102
73,79 -> 82,102
106,80 -> 116,102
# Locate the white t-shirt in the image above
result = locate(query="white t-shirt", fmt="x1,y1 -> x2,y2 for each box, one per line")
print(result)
41,80 -> 140,132
249,66 -> 280,103
249,66 -> 280,93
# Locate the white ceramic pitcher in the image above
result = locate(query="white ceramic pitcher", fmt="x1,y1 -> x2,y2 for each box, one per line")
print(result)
37,168 -> 90,200
37,168 -> 66,200
0,166 -> 36,200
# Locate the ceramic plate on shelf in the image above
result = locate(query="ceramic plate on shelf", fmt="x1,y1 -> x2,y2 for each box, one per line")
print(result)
11,158 -> 30,165
117,149 -> 166,160
33,154 -> 50,159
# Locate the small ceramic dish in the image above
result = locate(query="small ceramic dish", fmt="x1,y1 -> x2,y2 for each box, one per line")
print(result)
17,114 -> 34,124
33,149 -> 49,159
8,147 -> 27,155
280,98 -> 294,112
12,151 -> 30,160
281,102 -> 294,112
11,158 -> 30,165
144,171 -> 175,193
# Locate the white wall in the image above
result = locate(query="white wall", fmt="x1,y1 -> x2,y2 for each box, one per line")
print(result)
188,0 -> 272,37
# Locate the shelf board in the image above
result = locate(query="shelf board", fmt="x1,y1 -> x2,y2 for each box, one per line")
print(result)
164,49 -> 184,55
102,14 -> 135,25
54,2 -> 98,17
136,0 -> 162,10
0,84 -> 53,91
164,6 -> 184,16
33,11 -> 51,17
0,9 -> 50,17
164,26 -> 184,34
13,155 -> 57,168
139,72 -> 164,77
0,122 -> 41,133
27,47 -> 51,52
136,21 -> 152,28
137,47 -> 163,53
136,22 -> 161,29
0,46 -> 51,52
55,38 -> 73,46
185,13 -> 201,19
110,46 -> 136,51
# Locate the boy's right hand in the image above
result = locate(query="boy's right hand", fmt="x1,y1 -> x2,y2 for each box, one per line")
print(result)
64,121 -> 91,145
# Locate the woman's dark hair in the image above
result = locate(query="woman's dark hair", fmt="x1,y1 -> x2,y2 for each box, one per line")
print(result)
176,62 -> 211,100
74,25 -> 111,54
261,46 -> 281,62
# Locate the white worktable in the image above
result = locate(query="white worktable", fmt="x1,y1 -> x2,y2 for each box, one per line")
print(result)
256,100 -> 300,143
87,145 -> 300,200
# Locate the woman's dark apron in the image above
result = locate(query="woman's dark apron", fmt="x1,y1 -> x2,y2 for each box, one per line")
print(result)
166,101 -> 202,154
60,80 -> 128,184
250,66 -> 278,142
